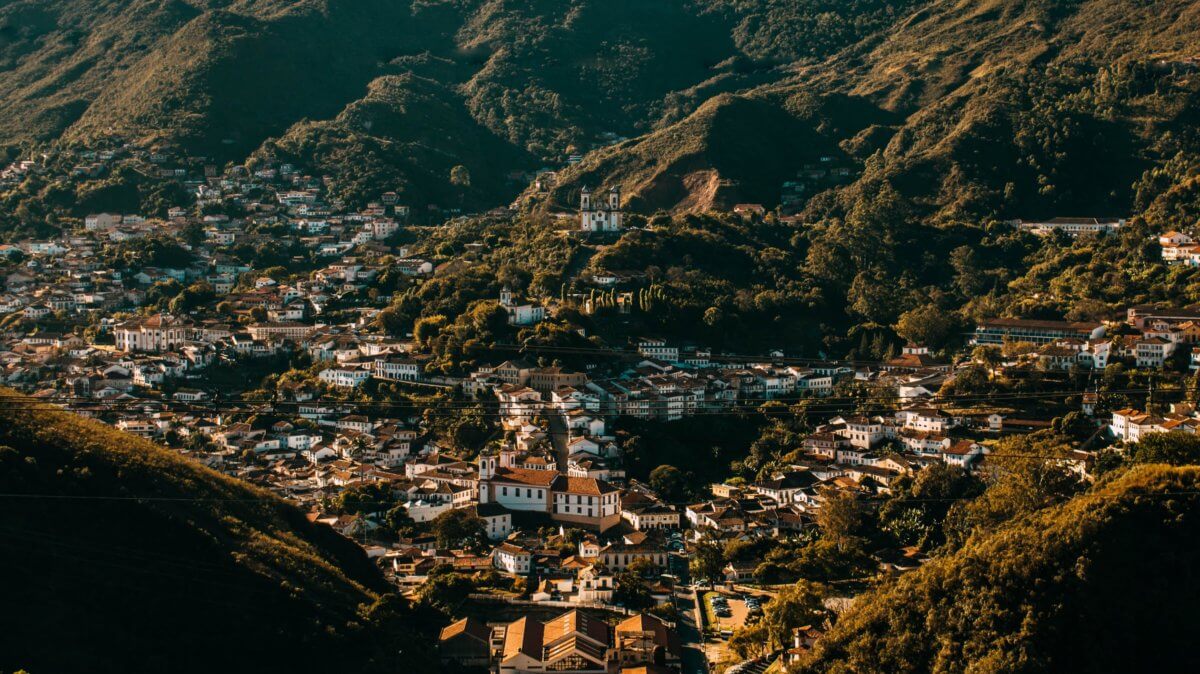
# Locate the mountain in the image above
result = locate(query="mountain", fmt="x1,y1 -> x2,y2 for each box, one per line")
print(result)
0,0 -> 927,209
0,388 -> 443,674
546,91 -> 887,212
2,1 -> 1198,216
797,464 -> 1200,673
555,0 -> 1200,218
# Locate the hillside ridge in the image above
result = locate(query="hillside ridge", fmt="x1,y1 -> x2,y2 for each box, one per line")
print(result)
0,388 -> 442,674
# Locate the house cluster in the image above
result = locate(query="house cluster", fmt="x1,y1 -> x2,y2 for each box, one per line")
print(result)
1159,230 -> 1200,265
1110,404 -> 1200,443
972,310 -> 1200,371
780,156 -> 859,214
680,410 -> 987,566
438,609 -> 682,673
12,142 -> 1200,666
0,140 -> 438,331
468,341 -> 960,433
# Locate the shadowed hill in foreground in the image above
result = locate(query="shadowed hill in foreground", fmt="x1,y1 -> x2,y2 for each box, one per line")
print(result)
797,464 -> 1200,673
0,388 -> 446,674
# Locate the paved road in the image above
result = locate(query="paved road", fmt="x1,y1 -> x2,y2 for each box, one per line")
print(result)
547,412 -> 569,473
675,585 -> 709,674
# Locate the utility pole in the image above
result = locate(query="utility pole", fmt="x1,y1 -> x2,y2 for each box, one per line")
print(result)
1147,373 -> 1156,413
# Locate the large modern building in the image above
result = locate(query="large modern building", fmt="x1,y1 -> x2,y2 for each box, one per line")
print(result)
972,318 -> 1106,346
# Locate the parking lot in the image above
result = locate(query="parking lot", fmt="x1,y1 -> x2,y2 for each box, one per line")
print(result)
704,592 -> 760,634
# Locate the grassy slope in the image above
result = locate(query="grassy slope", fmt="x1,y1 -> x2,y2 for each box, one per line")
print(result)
556,0 -> 1200,216
0,0 -> 921,209
261,70 -> 537,210
0,388 -> 441,674
799,464 -> 1200,673
547,93 -> 853,212
64,0 -> 453,157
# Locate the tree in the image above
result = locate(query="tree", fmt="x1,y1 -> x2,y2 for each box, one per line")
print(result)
431,509 -> 486,549
972,344 -> 1002,373
376,305 -> 407,336
385,504 -> 416,536
417,567 -> 474,612
449,165 -> 471,187
414,314 -> 449,348
1052,411 -> 1096,441
759,581 -> 830,649
950,245 -> 987,297
614,572 -> 653,610
894,303 -> 962,350
626,557 -> 655,578
728,623 -> 770,660
335,482 -> 396,515
879,463 -> 985,549
943,435 -> 1084,548
1130,432 -> 1200,466
689,539 -> 725,583
730,581 -> 830,658
817,490 -> 868,552
649,464 -> 687,502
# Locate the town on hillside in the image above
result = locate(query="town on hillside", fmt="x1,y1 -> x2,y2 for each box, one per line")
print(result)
4,142 -> 1200,673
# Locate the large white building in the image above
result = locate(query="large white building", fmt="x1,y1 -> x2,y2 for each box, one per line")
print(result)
115,314 -> 191,353
580,186 -> 623,233
319,367 -> 371,388
1012,217 -> 1125,237
477,456 -> 622,531
492,542 -> 532,575
374,357 -> 422,381
500,286 -> 545,326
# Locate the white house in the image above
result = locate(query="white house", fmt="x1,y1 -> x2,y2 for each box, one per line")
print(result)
493,542 -> 532,575
374,357 -> 421,381
319,367 -> 371,388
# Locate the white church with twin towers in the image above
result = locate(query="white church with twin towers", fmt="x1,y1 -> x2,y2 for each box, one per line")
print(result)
579,185 -> 623,233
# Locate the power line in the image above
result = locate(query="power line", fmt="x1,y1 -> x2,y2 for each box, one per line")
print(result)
0,384 -> 1159,414
0,474 -> 1196,509
0,381 -> 1128,405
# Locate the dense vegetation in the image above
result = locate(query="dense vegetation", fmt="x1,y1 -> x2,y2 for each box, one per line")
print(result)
0,388 -> 445,674
2,0 -> 1198,218
796,463 -> 1200,673
0,0 -> 932,210
553,0 -> 1200,219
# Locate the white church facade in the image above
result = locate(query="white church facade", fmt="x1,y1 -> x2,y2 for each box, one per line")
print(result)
580,186 -> 623,233
500,286 -> 545,326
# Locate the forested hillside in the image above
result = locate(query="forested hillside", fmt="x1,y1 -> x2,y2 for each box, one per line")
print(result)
0,0 -> 923,209
556,0 -> 1200,219
1,0 -> 1198,216
0,389 -> 444,674
796,464 -> 1200,673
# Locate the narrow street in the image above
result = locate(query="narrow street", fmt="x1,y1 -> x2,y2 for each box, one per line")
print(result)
546,412 -> 569,473
675,584 -> 710,674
